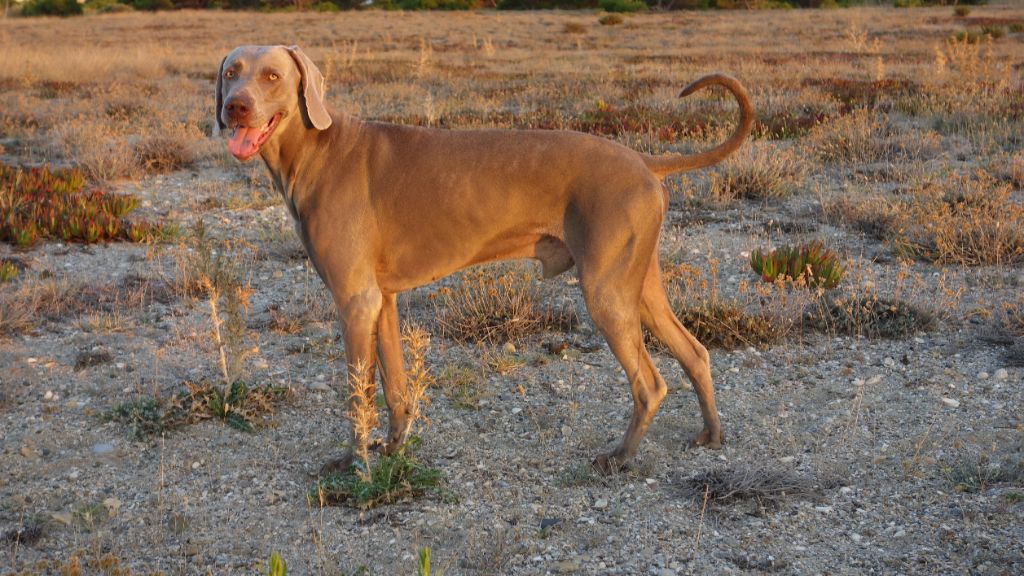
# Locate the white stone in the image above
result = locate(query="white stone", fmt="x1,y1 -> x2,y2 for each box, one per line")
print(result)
941,397 -> 960,408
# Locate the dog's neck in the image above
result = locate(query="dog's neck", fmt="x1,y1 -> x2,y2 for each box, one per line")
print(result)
260,108 -> 360,221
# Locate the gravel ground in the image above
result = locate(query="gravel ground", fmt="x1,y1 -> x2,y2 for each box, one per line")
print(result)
1,165 -> 1021,575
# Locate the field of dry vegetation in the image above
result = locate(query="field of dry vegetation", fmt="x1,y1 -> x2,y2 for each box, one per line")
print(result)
2,5 -> 1023,575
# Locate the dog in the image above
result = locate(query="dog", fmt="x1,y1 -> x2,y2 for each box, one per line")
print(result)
215,45 -> 752,474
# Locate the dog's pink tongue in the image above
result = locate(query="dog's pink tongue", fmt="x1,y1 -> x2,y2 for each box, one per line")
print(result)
228,127 -> 262,158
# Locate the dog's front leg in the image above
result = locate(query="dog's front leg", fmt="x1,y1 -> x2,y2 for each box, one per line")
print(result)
318,287 -> 384,476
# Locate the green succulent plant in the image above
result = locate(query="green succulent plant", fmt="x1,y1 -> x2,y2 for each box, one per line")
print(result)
750,240 -> 845,289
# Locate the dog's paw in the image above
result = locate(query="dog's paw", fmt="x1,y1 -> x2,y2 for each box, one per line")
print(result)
317,451 -> 354,477
692,427 -> 724,449
591,453 -> 630,476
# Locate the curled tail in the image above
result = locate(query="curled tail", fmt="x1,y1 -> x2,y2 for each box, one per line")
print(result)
642,73 -> 754,177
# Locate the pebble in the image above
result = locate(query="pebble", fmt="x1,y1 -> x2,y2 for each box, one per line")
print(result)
994,369 -> 1008,381
594,497 -> 608,510
51,512 -> 73,525
550,560 -> 579,573
978,372 -> 989,380
43,391 -> 55,401
306,380 -> 331,392
92,442 -> 115,455
502,342 -> 517,354
941,397 -> 960,408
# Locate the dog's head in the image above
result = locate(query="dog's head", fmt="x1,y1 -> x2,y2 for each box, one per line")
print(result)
215,45 -> 332,161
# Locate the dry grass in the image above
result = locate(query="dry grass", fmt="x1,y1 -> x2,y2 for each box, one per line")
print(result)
826,170 -> 1024,266
660,260 -> 802,351
805,108 -> 942,165
431,264 -> 576,345
703,140 -> 807,202
684,463 -> 834,508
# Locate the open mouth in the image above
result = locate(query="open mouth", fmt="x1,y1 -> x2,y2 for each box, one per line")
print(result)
227,113 -> 281,161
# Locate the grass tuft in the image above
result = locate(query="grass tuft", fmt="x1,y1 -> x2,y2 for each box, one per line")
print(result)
432,264 -> 576,344
807,293 -> 935,339
685,464 -> 831,508
311,437 -> 447,509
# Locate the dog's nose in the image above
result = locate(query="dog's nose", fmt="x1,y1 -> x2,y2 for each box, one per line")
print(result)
225,93 -> 254,121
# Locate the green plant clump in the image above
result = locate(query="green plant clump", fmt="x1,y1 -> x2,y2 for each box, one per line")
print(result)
311,437 -> 447,509
0,163 -> 172,247
750,241 -> 845,288
20,0 -> 83,16
599,0 -> 645,12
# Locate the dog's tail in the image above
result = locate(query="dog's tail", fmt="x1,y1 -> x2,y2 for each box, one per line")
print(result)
642,73 -> 754,177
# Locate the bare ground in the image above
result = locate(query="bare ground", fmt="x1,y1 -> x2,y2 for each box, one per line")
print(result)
2,6 -> 1023,575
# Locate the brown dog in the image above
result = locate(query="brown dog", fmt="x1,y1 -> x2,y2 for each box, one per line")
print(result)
215,45 -> 753,474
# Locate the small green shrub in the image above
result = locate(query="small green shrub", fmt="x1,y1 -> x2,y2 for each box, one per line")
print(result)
20,0 -> 83,16
750,241 -> 845,289
563,22 -> 587,34
599,0 -> 645,12
943,451 -> 1024,493
311,437 -> 447,509
132,0 -> 172,9
953,5 -> 970,17
312,0 -> 340,9
395,0 -> 479,8
598,13 -> 623,25
105,396 -> 188,440
0,261 -> 18,283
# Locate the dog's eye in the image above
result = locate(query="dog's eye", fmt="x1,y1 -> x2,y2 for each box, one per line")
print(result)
224,70 -> 236,80
268,73 -> 279,81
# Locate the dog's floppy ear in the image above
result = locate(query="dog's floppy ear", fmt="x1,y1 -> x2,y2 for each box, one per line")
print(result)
214,54 -> 227,137
286,45 -> 332,131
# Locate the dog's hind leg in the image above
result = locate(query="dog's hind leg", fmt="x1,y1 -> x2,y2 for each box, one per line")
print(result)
639,259 -> 723,449
572,204 -> 669,474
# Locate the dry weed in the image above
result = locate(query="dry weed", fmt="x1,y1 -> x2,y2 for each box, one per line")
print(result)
401,324 -> 433,433
660,260 -> 802,351
685,463 -> 833,508
704,140 -> 807,202
347,361 -> 379,481
806,108 -> 941,165
432,264 -> 576,344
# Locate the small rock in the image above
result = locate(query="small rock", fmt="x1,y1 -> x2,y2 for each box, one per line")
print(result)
103,497 -> 120,515
815,506 -> 833,513
851,532 -> 863,543
92,442 -> 115,455
306,380 -> 331,392
51,512 -> 73,526
994,368 -> 1008,381
43,391 -> 55,401
594,497 -> 608,510
779,456 -> 795,464
19,446 -> 34,458
978,371 -> 989,380
941,397 -> 960,408
191,461 -> 201,470
511,407 -> 522,415
561,425 -> 572,438
540,517 -> 562,530
502,342 -> 517,354
550,560 -> 579,573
